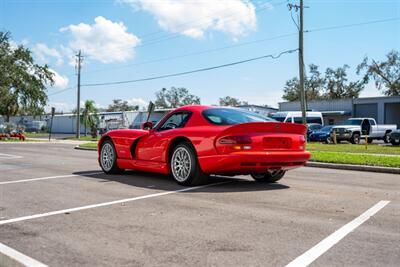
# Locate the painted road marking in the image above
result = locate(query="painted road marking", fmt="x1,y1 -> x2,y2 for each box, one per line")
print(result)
0,181 -> 229,225
0,242 -> 48,267
0,153 -> 23,159
0,171 -> 103,185
285,200 -> 390,267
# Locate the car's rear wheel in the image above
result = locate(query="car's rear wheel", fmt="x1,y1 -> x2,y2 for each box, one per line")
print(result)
100,140 -> 124,174
251,170 -> 286,183
367,137 -> 374,144
170,142 -> 208,186
350,133 -> 360,144
391,139 -> 400,146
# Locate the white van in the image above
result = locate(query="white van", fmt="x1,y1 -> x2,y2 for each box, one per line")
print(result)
271,111 -> 324,125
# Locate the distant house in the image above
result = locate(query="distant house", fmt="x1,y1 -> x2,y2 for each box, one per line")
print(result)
237,104 -> 278,117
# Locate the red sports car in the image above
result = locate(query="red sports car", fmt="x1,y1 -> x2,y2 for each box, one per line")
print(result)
98,105 -> 311,186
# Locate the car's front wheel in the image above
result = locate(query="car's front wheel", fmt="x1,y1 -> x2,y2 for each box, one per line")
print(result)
251,170 -> 286,183
170,142 -> 208,186
100,140 -> 124,174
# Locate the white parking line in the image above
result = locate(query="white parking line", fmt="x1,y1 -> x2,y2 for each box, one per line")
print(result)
0,181 -> 229,225
285,200 -> 390,267
0,171 -> 103,185
0,153 -> 23,159
0,242 -> 48,267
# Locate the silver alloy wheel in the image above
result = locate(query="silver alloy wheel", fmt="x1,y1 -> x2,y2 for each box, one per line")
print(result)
171,147 -> 192,182
101,143 -> 114,172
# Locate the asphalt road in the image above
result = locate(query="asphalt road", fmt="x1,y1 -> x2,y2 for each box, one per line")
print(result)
0,142 -> 399,267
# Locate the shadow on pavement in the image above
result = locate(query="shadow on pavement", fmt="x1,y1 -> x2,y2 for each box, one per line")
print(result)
73,170 -> 290,193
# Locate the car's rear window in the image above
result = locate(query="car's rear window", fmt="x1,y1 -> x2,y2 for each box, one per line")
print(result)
202,108 -> 275,126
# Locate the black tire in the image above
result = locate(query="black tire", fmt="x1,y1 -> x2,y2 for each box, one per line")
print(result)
367,137 -> 373,144
391,140 -> 400,146
170,142 -> 208,186
99,139 -> 124,174
384,133 -> 391,144
251,170 -> 286,183
350,133 -> 360,144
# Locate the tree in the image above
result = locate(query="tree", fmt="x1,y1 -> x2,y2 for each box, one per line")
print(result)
154,87 -> 200,108
282,64 -> 364,101
0,32 -> 54,121
357,50 -> 400,96
219,96 -> 248,106
323,65 -> 364,99
106,99 -> 139,112
282,64 -> 325,101
80,100 -> 99,137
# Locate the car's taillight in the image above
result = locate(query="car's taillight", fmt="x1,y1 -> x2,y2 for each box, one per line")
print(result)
218,135 -> 252,151
299,135 -> 306,150
219,135 -> 252,145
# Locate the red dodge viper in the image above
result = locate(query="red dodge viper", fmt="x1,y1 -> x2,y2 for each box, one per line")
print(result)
98,105 -> 311,186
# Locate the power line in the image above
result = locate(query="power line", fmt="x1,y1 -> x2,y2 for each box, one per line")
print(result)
83,32 -> 298,74
81,49 -> 298,87
306,17 -> 400,33
47,16 -> 400,96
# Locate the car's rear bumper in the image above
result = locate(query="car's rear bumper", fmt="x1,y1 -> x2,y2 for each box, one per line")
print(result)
198,151 -> 311,175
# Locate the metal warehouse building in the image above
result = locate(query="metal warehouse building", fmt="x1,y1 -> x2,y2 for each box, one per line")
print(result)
279,96 -> 400,127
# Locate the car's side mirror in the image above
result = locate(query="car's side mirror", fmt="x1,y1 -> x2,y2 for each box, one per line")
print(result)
141,121 -> 153,130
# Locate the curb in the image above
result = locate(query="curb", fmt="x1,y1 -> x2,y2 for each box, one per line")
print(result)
74,146 -> 97,151
306,161 -> 400,174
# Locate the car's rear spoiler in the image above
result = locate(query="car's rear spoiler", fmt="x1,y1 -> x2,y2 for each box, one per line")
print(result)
217,122 -> 307,137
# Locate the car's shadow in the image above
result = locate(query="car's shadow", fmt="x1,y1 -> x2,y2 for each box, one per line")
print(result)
73,170 -> 289,193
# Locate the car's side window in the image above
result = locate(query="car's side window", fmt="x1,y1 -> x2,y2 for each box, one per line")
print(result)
369,119 -> 376,126
158,112 -> 191,131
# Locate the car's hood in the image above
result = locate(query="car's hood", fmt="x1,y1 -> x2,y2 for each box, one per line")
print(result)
332,125 -> 360,130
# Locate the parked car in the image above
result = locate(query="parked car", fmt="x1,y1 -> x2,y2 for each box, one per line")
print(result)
390,130 -> 400,146
307,123 -> 323,141
331,118 -> 397,144
98,106 -> 311,186
271,111 -> 324,125
309,126 -> 333,143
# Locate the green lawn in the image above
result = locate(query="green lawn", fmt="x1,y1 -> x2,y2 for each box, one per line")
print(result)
311,151 -> 400,168
78,142 -> 98,149
65,136 -> 100,141
307,142 -> 400,155
25,132 -> 48,138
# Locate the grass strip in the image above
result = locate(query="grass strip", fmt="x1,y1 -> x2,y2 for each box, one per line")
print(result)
78,142 -> 98,149
307,143 -> 400,155
310,151 -> 400,168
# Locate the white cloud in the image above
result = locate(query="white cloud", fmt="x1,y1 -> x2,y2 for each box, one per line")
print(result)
49,69 -> 69,89
33,43 -> 64,65
60,16 -> 141,63
127,97 -> 148,108
121,0 -> 256,39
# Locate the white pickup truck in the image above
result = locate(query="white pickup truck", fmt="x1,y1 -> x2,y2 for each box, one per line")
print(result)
331,118 -> 397,144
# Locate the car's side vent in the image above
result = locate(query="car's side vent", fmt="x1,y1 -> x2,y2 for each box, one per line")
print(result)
130,138 -> 141,159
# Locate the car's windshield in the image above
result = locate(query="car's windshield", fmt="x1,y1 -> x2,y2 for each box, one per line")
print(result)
203,108 -> 275,125
342,119 -> 362,125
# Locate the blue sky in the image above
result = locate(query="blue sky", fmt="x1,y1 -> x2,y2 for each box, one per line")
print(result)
1,0 -> 399,112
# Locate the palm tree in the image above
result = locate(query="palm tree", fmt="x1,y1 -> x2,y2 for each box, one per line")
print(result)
80,100 -> 99,137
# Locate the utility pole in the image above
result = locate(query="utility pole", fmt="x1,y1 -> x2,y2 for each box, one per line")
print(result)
299,0 -> 306,125
288,1 -> 307,125
75,50 -> 83,138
